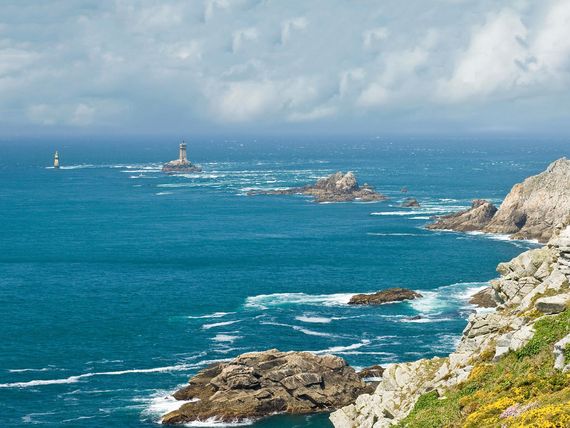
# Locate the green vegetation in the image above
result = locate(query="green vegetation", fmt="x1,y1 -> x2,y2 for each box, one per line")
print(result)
397,310 -> 570,428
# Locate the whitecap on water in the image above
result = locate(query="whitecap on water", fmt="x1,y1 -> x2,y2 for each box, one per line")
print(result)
187,312 -> 235,319
202,320 -> 241,330
244,292 -> 353,309
212,335 -> 242,343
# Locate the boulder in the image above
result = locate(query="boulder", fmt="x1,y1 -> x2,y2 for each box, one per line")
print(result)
426,199 -> 497,232
401,197 -> 420,208
535,294 -> 570,314
162,349 -> 372,425
348,288 -> 422,305
358,365 -> 385,379
248,172 -> 387,203
469,287 -> 498,308
553,334 -> 570,371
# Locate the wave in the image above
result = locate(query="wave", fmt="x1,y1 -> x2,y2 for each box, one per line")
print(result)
314,339 -> 371,354
0,363 -> 208,389
8,367 -> 57,373
155,191 -> 174,196
245,292 -> 353,309
212,334 -> 242,343
367,232 -> 424,237
202,320 -> 241,330
295,315 -> 333,324
188,312 -> 235,319
409,216 -> 431,220
409,282 -> 489,315
260,321 -> 336,338
370,211 -> 439,216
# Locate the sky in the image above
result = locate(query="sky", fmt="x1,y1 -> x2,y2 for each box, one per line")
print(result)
1,0 -> 570,138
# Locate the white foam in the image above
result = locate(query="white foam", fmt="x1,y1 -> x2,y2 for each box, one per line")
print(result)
409,282 -> 490,315
202,320 -> 240,330
260,321 -> 335,337
295,316 -> 333,324
370,210 -> 442,216
212,335 -> 241,343
245,292 -> 353,309
155,191 -> 173,196
8,367 -> 55,373
0,363 -> 199,389
409,216 -> 431,220
183,418 -> 254,427
187,312 -> 235,319
367,233 -> 423,237
314,339 -> 371,354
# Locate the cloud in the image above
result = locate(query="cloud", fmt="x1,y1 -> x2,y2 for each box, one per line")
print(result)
1,0 -> 570,135
280,17 -> 308,45
232,27 -> 258,53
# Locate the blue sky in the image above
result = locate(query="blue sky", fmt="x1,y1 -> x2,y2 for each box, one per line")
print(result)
1,0 -> 570,137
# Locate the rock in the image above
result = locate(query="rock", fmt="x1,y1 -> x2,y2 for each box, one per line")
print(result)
469,287 -> 498,308
401,197 -> 420,208
553,334 -> 570,371
358,365 -> 385,379
426,199 -> 497,232
248,172 -> 387,203
482,158 -> 570,242
535,294 -> 570,314
400,187 -> 408,193
162,160 -> 202,173
348,288 -> 422,305
162,349 -> 372,424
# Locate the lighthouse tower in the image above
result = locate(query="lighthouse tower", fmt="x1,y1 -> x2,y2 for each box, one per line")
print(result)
179,141 -> 187,162
54,151 -> 60,169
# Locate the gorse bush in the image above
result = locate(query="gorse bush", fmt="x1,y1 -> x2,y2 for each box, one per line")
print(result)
398,309 -> 570,428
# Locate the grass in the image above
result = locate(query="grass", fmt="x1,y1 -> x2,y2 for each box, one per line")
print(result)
397,310 -> 570,427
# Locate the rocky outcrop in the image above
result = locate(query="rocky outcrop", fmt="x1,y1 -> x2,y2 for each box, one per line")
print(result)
162,159 -> 202,173
358,365 -> 385,379
331,227 -> 570,428
554,334 -> 570,372
401,197 -> 420,208
161,349 -> 371,425
427,158 -> 570,242
469,287 -> 498,308
348,288 -> 422,305
426,199 -> 497,232
249,172 -> 387,203
483,158 -> 570,242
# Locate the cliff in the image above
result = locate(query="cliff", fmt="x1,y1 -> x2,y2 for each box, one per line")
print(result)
330,227 -> 570,427
249,172 -> 387,203
427,158 -> 570,242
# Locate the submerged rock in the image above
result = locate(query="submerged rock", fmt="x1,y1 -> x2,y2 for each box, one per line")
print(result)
348,288 -> 422,305
249,172 -> 387,203
401,197 -> 420,208
161,159 -> 202,173
161,349 -> 371,425
426,199 -> 497,232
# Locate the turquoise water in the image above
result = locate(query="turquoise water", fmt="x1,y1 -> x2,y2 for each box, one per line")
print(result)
0,138 -> 565,427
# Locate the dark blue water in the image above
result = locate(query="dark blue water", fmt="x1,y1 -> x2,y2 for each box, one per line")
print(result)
0,138 -> 566,427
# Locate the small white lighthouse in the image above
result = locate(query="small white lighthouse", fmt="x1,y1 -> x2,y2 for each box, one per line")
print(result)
179,141 -> 187,162
54,151 -> 60,169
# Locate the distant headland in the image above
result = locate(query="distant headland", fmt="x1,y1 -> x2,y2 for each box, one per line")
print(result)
162,141 -> 202,173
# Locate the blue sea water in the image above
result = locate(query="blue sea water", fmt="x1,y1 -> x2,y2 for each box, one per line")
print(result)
0,137 -> 567,427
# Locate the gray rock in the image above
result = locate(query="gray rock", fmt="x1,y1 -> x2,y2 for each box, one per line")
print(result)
535,294 -> 570,314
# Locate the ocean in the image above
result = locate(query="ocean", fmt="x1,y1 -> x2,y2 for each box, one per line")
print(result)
0,137 -> 567,427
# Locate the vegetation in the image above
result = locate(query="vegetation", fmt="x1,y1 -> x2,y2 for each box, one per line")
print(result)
397,310 -> 570,427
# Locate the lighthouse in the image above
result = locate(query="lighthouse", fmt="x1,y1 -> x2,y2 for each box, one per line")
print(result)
179,141 -> 187,162
54,151 -> 60,169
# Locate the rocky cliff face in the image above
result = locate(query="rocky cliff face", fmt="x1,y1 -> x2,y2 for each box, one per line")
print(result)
249,172 -> 387,203
427,158 -> 570,242
330,227 -> 570,427
162,349 -> 371,425
426,199 -> 497,232
482,158 -> 570,242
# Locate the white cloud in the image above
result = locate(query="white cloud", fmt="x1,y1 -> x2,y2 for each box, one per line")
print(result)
232,27 -> 258,53
280,17 -> 308,45
440,9 -> 529,101
363,27 -> 389,48
1,0 -> 570,134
